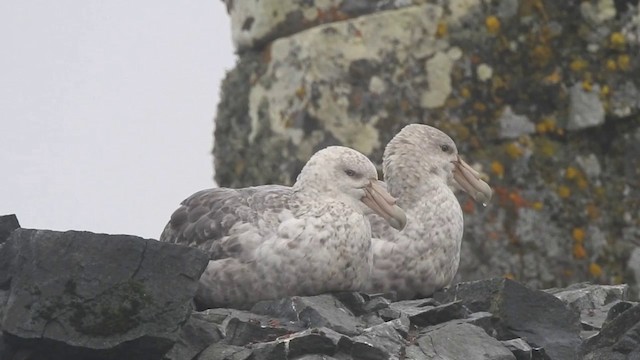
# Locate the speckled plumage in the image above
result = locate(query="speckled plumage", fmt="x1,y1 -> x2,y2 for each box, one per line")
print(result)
160,146 -> 406,309
364,124 -> 492,299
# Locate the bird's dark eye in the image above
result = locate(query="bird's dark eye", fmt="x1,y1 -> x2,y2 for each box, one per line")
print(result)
440,144 -> 450,152
345,169 -> 356,177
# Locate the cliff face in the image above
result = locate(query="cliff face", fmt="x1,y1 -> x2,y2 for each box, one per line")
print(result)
213,0 -> 640,292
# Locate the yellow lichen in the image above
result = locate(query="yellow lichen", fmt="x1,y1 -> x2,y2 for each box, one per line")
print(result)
569,58 -> 588,72
504,273 -> 515,280
610,32 -> 626,49
536,138 -> 558,157
295,86 -> 306,99
485,16 -> 501,35
589,262 -> 603,277
436,22 -> 448,38
531,201 -> 544,211
557,185 -> 571,199
617,54 -> 631,71
460,87 -> 471,99
587,204 -> 600,219
536,117 -> 557,134
573,243 -> 587,259
491,161 -> 505,178
606,59 -> 618,71
505,142 -> 523,159
600,85 -> 611,97
577,178 -> 588,190
532,45 -> 552,67
572,227 -> 585,243
565,166 -> 579,180
582,80 -> 593,92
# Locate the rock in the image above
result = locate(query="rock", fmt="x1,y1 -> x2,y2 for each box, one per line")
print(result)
501,338 -> 533,360
362,296 -> 390,313
416,321 -> 516,360
222,309 -> 305,346
163,312 -> 224,360
333,292 -> 367,316
389,299 -> 469,327
223,0 -> 424,51
0,214 -> 19,244
581,303 -> 640,359
434,278 -> 581,359
0,228 -> 208,360
547,283 -> 629,312
197,343 -> 252,360
287,327 -> 344,358
348,320 -> 407,360
251,295 -> 364,335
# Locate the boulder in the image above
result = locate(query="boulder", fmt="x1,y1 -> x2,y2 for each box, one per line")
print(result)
0,228 -> 208,360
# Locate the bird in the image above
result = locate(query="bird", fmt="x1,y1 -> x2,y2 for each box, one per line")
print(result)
160,146 -> 407,309
363,124 -> 492,299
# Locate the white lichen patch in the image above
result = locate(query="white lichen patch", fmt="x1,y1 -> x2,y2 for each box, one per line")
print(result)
580,0 -> 616,25
420,51 -> 454,109
248,4 -> 447,156
477,63 -> 493,82
499,106 -> 535,139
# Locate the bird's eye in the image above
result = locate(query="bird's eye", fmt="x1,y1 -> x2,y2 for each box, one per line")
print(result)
440,144 -> 450,152
345,169 -> 356,177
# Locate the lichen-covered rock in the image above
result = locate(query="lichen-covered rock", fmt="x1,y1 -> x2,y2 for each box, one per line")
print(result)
0,229 -> 209,360
214,0 -> 640,294
222,0 -> 427,51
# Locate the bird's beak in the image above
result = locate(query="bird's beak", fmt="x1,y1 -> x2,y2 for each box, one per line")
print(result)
362,180 -> 407,231
451,156 -> 493,205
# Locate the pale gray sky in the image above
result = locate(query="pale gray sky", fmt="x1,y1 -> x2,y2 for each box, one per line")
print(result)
0,1 -> 235,239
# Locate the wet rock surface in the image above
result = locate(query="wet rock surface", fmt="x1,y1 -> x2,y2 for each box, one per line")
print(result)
0,229 -> 635,360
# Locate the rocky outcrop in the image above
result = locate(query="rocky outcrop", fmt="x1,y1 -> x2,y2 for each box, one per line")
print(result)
1,217 -> 637,359
0,225 -> 209,360
213,0 -> 640,295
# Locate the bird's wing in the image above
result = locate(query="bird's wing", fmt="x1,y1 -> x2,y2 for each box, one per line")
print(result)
159,185 -> 294,259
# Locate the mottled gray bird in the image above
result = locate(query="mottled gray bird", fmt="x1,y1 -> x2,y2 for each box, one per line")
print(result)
160,146 -> 406,309
364,124 -> 492,299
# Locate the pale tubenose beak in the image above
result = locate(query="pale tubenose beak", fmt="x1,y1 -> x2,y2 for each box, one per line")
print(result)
451,156 -> 493,205
361,180 -> 407,231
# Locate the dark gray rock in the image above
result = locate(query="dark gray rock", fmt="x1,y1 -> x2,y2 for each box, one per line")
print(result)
417,321 -> 516,360
287,327 -> 344,358
197,343 -> 252,360
389,299 -> 469,327
348,319 -> 407,360
581,303 -> 640,360
362,296 -> 390,313
164,312 -> 224,360
0,214 -> 19,244
0,228 -> 208,360
249,340 -> 287,360
501,338 -> 533,360
333,292 -> 367,315
292,355 -> 341,360
251,295 -> 364,335
222,309 -> 305,346
434,278 -> 581,359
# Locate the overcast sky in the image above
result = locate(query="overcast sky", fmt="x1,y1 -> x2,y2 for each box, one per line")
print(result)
0,1 -> 235,239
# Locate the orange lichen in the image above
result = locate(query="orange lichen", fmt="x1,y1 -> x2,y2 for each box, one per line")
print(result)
542,68 -> 562,84
473,102 -> 487,112
491,161 -> 505,178
485,15 -> 501,35
573,243 -> 587,259
462,199 -> 475,214
589,263 -> 603,277
606,59 -> 618,71
536,117 -> 557,134
505,142 -> 523,159
617,54 -> 631,71
531,201 -> 544,211
565,166 -> 579,180
569,58 -> 588,72
508,191 -> 528,208
460,87 -> 471,99
436,22 -> 448,38
610,32 -> 626,49
557,185 -> 571,199
572,227 -> 585,243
